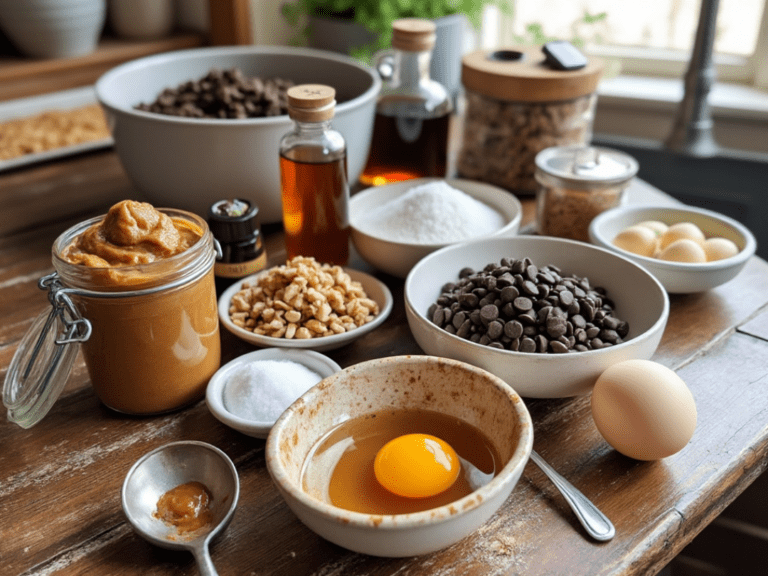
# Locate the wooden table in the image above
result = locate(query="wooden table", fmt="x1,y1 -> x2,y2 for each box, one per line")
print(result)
1,149 -> 767,576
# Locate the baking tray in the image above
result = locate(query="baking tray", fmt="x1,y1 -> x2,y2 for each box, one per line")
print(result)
0,86 -> 113,172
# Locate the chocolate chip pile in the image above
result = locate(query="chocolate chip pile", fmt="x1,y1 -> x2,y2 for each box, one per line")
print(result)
427,257 -> 629,353
135,68 -> 294,119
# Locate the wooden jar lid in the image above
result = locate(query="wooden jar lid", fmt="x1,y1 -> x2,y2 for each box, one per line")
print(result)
391,18 -> 436,52
287,84 -> 336,122
462,47 -> 604,102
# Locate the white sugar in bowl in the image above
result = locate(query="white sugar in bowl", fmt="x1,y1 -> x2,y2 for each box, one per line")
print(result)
350,178 -> 522,278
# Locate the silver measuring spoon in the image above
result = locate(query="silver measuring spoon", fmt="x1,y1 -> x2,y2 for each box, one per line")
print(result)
530,450 -> 615,541
122,441 -> 240,576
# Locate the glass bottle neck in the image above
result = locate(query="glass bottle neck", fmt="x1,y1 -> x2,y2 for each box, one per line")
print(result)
393,50 -> 432,87
293,119 -> 332,134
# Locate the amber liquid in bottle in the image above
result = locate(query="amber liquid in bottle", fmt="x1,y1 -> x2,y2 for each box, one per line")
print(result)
279,151 -> 350,265
359,112 -> 450,187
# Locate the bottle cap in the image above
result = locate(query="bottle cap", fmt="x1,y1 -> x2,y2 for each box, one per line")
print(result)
392,18 -> 436,52
207,199 -> 262,244
286,84 -> 336,122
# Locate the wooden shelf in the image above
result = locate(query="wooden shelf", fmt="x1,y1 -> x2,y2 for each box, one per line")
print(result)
0,33 -> 207,102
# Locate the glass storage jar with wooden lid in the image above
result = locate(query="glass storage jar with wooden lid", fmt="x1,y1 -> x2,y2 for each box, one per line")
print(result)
458,46 -> 604,196
2,200 -> 221,428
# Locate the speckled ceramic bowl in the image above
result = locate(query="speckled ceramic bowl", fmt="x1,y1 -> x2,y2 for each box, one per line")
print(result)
265,355 -> 533,557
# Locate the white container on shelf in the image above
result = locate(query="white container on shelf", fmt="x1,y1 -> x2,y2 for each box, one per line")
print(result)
0,0 -> 106,58
108,0 -> 174,39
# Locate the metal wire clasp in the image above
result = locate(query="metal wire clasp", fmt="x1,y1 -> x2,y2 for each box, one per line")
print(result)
38,273 -> 92,345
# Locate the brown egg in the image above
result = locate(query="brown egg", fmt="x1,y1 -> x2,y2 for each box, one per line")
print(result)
612,225 -> 658,257
659,222 -> 706,250
591,359 -> 697,461
658,239 -> 707,263
703,237 -> 739,261
636,220 -> 668,238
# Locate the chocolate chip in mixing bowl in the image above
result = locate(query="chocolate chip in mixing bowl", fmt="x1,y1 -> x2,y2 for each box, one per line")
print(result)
500,285 -> 519,303
427,257 -> 629,354
504,320 -> 523,339
452,310 -> 467,330
546,316 -> 568,338
480,304 -> 499,324
513,297 -> 533,312
520,337 -> 537,352
487,320 -> 504,340
550,340 -> 570,353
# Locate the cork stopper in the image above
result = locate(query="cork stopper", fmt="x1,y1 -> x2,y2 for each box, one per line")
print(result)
287,84 -> 336,122
391,18 -> 436,52
462,47 -> 604,102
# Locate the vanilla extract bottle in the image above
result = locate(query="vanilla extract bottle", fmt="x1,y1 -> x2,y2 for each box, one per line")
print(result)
279,84 -> 350,265
359,18 -> 453,187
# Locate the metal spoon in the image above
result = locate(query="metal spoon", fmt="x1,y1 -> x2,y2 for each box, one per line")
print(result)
122,441 -> 240,576
529,450 -> 615,541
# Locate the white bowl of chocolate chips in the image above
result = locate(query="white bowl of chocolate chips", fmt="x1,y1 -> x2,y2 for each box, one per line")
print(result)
405,236 -> 669,398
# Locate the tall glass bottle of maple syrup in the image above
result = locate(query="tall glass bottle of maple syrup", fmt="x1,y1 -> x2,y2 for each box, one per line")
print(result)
280,84 -> 350,265
359,18 -> 453,187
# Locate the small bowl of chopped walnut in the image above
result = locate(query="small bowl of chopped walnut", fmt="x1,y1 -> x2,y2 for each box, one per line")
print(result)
218,256 -> 393,352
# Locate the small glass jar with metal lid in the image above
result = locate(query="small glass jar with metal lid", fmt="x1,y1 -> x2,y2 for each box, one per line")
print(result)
3,207 -> 221,428
535,145 -> 639,242
458,46 -> 604,196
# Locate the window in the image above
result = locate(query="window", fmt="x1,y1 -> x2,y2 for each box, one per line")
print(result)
488,0 -> 768,87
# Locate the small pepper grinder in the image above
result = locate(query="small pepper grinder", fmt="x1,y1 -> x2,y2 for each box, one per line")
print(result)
207,198 -> 267,293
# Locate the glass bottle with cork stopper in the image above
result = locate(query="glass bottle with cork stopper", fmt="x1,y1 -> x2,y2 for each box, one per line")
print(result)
359,18 -> 453,187
280,84 -> 350,265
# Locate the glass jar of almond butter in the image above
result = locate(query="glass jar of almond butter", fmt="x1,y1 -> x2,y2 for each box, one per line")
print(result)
3,201 -> 221,427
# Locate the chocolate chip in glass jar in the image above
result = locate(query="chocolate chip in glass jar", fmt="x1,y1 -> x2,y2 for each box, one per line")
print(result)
428,257 -> 629,354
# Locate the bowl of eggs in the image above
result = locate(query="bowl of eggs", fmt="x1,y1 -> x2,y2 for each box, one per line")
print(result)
404,236 -> 669,398
265,355 -> 533,557
589,204 -> 757,293
350,178 -> 523,278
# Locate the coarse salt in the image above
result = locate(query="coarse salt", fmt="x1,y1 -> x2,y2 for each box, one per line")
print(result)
356,181 -> 506,244
222,359 -> 323,423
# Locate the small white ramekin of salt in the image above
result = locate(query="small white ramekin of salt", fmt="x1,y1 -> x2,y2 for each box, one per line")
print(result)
206,348 -> 342,438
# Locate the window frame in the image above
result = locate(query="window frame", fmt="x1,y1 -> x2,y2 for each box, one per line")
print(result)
490,0 -> 768,89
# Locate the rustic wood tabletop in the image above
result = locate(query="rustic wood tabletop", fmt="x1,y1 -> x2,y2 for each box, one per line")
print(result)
1,149 -> 767,575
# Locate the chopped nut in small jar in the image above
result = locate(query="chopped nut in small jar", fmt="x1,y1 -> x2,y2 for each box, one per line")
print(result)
228,256 -> 379,339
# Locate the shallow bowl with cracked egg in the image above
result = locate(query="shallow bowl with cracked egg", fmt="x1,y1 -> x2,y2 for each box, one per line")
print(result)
589,204 -> 756,293
265,355 -> 533,557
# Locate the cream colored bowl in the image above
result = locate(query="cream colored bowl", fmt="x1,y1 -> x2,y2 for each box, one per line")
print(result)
266,355 -> 533,557
350,178 -> 522,278
589,204 -> 756,293
96,45 -> 380,223
405,236 -> 669,398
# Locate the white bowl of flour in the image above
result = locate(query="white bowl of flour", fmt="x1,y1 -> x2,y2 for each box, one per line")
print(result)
350,178 -> 522,278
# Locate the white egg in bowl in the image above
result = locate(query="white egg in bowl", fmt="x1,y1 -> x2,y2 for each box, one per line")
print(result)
350,178 -> 522,278
589,204 -> 756,293
404,236 -> 669,398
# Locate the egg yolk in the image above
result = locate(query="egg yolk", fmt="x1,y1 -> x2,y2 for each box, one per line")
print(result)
374,433 -> 460,498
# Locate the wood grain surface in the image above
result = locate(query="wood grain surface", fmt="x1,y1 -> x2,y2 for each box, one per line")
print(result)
1,150 -> 767,576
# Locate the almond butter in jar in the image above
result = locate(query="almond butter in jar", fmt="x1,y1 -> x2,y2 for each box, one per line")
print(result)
3,200 -> 221,427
